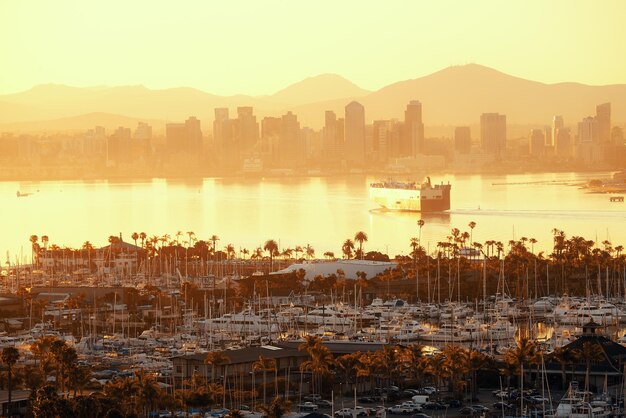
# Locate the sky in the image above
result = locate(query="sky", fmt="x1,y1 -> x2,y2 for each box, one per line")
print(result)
1,0 -> 626,95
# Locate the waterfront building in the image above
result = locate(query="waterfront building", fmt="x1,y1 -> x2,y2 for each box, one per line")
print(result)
454,126 -> 471,154
480,113 -> 506,155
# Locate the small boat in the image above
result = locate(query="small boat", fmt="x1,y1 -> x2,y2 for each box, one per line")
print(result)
16,191 -> 32,197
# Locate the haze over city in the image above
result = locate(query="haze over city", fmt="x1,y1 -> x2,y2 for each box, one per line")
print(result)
2,2 -> 626,417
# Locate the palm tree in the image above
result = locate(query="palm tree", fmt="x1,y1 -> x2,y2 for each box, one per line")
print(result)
1,346 -> 20,416
300,342 -> 335,395
577,342 -> 604,392
503,337 -> 538,406
342,239 -> 354,259
264,239 -> 279,272
305,244 -> 315,260
131,232 -> 139,247
354,231 -> 368,260
139,232 -> 147,247
468,221 -> 476,245
253,356 -> 277,404
259,396 -> 291,418
205,351 -> 230,384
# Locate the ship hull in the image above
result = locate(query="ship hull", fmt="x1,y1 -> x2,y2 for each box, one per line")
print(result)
369,182 -> 451,212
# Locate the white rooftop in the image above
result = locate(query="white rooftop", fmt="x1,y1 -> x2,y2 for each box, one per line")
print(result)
273,259 -> 396,281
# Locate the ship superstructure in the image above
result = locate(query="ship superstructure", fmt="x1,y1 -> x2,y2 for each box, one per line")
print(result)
369,177 -> 451,212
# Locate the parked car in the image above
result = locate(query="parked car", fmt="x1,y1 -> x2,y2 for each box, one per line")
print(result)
410,414 -> 431,418
388,405 -> 415,414
359,397 -> 377,404
317,400 -> 333,408
335,409 -> 353,418
445,400 -> 462,408
420,387 -> 437,395
422,402 -> 445,410
459,407 -> 476,416
305,394 -> 323,402
493,402 -> 513,410
470,405 -> 489,413
299,402 -> 319,412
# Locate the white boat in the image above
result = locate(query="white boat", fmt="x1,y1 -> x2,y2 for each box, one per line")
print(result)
200,310 -> 280,335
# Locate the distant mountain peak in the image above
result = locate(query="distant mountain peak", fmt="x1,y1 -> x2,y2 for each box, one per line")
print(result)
269,73 -> 370,105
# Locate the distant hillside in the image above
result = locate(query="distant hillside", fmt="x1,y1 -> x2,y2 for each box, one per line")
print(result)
1,64 -> 625,132
290,64 -> 626,127
267,73 -> 369,106
0,112 -> 166,134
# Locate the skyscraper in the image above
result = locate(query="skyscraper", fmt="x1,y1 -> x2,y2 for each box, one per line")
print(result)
454,126 -> 471,154
213,108 -> 231,148
554,127 -> 571,158
480,113 -> 506,155
372,120 -> 391,162
596,103 -> 611,143
166,117 -> 202,156
404,100 -> 425,156
344,101 -> 365,164
234,106 -> 259,151
529,129 -> 545,156
552,116 -> 564,147
578,116 -> 596,143
280,111 -> 301,164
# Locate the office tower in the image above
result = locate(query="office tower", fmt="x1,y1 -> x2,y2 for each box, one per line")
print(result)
133,122 -> 152,140
280,111 -> 301,163
529,129 -> 545,156
372,120 -> 391,161
480,113 -> 506,154
235,106 -> 259,151
344,101 -> 365,164
612,126 -> 625,146
554,127 -> 571,158
213,108 -> 230,148
552,116 -> 564,147
166,116 -> 202,155
404,100 -> 425,156
596,103 -> 611,143
454,126 -> 471,154
261,116 -> 281,159
578,116 -> 596,143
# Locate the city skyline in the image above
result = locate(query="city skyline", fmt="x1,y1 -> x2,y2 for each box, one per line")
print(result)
1,1 -> 626,95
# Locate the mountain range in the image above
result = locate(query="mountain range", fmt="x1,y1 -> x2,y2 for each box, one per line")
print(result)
1,64 -> 624,134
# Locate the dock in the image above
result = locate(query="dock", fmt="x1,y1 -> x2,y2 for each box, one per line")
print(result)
610,196 -> 624,202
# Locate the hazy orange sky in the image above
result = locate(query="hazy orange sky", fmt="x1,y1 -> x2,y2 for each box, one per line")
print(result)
1,0 -> 625,95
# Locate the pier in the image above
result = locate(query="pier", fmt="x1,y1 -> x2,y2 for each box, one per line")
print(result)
610,196 -> 624,202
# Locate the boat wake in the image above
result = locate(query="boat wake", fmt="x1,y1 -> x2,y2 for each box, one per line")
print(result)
450,208 -> 626,220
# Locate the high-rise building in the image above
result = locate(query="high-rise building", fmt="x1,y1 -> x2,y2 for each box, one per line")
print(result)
554,127 -> 571,158
235,107 -> 259,151
280,111 -> 301,164
133,122 -> 152,140
454,126 -> 471,154
552,116 -> 564,147
166,116 -> 202,155
480,113 -> 506,154
529,129 -> 545,156
213,108 -> 231,148
372,120 -> 391,162
344,101 -> 365,164
578,116 -> 596,143
596,103 -> 611,143
404,100 -> 425,156
323,111 -> 340,158
261,116 -> 281,159
612,126 -> 625,146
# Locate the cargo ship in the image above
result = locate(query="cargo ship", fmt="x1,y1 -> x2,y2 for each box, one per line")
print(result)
369,177 -> 451,212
